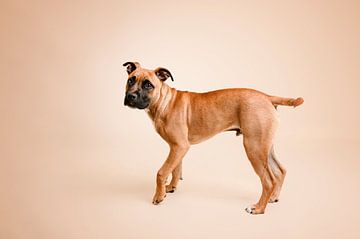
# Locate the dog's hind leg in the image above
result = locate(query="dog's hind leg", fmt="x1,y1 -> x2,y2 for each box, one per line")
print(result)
268,146 -> 286,203
243,137 -> 278,214
240,102 -> 279,214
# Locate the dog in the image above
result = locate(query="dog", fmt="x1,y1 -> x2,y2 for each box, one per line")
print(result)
123,62 -> 303,214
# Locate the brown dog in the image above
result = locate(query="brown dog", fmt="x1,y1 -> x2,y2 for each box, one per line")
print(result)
123,62 -> 304,214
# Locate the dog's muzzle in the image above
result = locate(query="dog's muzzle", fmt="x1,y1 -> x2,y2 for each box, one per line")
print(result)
124,92 -> 149,109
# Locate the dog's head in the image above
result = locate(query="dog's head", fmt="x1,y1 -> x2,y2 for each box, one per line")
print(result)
123,62 -> 173,109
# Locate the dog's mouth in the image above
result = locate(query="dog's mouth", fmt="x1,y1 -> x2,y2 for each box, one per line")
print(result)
124,98 -> 149,110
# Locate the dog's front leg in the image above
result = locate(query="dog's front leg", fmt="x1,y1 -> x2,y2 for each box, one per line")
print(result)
152,144 -> 189,204
166,161 -> 183,193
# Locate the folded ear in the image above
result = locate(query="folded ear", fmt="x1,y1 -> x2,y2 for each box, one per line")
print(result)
154,67 -> 174,81
123,62 -> 141,75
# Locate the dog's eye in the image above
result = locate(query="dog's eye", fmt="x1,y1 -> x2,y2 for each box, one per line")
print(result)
127,76 -> 136,86
142,80 -> 154,90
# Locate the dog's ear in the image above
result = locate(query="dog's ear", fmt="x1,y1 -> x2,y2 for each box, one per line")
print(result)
123,62 -> 140,75
154,67 -> 174,81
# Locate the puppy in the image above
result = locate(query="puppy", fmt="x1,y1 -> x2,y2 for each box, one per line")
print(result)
123,62 -> 303,214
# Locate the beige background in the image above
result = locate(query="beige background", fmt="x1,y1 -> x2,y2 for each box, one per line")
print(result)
1,0 -> 360,238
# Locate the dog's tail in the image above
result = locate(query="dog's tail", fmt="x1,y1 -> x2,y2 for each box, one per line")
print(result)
268,95 -> 304,108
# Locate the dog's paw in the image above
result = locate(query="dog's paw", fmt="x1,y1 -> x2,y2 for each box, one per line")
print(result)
166,185 -> 176,193
152,192 -> 166,205
245,205 -> 265,215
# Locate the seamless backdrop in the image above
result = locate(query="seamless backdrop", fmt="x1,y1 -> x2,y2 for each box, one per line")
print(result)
1,1 -> 360,239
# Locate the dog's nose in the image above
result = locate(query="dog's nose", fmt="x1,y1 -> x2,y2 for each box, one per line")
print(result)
126,93 -> 137,102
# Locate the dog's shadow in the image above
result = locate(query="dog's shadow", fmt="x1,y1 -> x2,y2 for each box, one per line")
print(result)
181,179 -> 256,203
70,171 -> 256,205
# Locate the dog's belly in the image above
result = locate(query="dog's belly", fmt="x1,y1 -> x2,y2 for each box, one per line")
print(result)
187,99 -> 241,144
188,124 -> 241,144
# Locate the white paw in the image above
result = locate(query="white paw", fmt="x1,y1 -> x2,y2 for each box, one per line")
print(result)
245,205 -> 264,215
245,205 -> 255,214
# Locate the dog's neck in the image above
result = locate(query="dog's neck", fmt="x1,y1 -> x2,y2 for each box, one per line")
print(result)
146,83 -> 177,122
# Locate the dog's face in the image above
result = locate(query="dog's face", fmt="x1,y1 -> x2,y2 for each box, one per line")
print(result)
123,62 -> 173,109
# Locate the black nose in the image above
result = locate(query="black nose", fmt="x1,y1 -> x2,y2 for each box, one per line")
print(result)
126,93 -> 137,102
